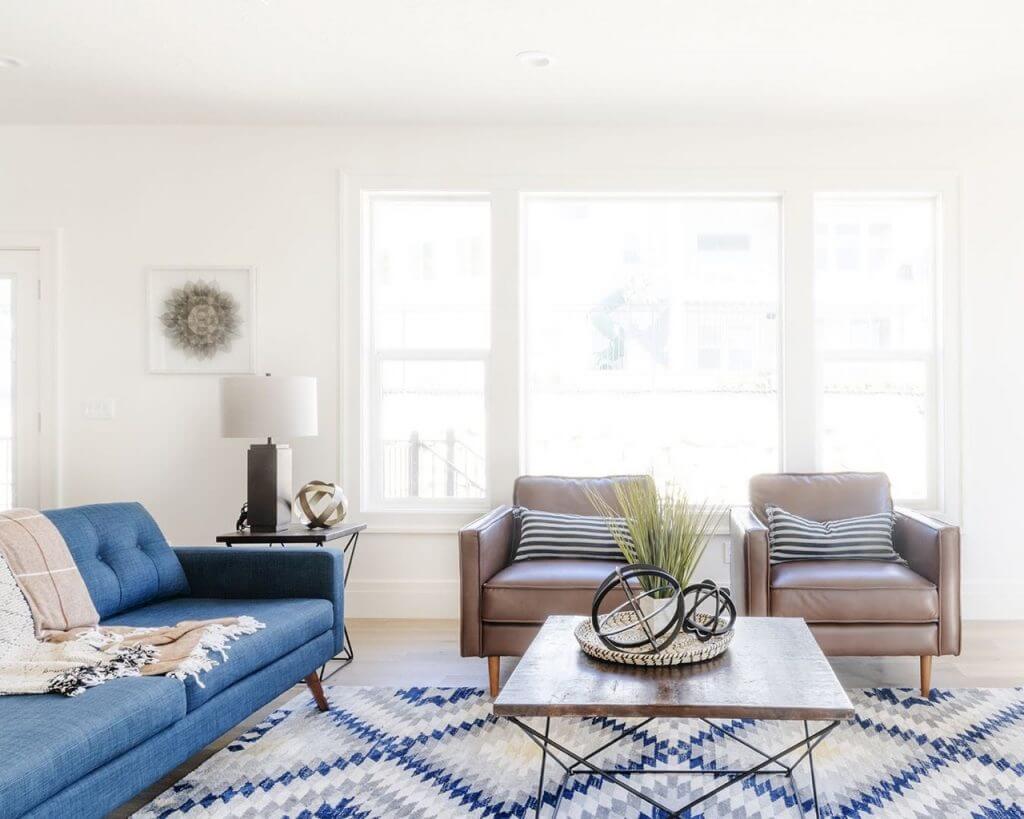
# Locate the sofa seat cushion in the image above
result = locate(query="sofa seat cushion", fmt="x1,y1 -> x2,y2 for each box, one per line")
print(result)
0,676 -> 185,818
482,559 -> 627,623
770,560 -> 938,623
103,596 -> 333,711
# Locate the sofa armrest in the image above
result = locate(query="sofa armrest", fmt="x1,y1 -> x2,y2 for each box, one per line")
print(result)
893,508 -> 961,655
459,505 -> 514,657
174,546 -> 345,655
729,507 -> 770,616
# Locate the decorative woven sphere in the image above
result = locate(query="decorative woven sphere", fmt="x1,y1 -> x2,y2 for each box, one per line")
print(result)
591,563 -> 684,655
294,481 -> 348,529
681,579 -> 736,642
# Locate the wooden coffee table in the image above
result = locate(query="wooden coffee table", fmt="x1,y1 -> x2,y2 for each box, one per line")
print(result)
493,615 -> 854,818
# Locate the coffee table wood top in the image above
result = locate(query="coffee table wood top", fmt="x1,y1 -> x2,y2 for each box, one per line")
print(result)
493,616 -> 854,721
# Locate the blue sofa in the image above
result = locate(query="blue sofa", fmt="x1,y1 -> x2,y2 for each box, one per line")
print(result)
0,503 -> 344,819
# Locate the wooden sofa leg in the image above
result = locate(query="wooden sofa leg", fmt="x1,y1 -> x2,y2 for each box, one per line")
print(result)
488,656 -> 501,697
304,672 -> 330,712
920,656 -> 933,698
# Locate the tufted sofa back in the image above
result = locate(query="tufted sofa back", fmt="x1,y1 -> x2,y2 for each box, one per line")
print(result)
42,502 -> 189,619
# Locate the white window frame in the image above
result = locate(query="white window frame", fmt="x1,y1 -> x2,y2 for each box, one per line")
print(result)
353,187 -> 496,517
775,174 -> 960,521
341,171 -> 960,527
813,192 -> 945,510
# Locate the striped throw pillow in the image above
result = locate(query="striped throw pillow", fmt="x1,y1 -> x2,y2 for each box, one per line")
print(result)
512,508 -> 631,562
766,506 -> 904,565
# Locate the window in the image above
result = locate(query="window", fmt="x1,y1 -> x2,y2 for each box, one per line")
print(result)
350,177 -> 956,518
815,196 -> 938,504
523,196 -> 780,502
364,194 -> 490,508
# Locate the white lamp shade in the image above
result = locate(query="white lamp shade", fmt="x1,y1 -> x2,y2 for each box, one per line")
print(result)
220,375 -> 318,439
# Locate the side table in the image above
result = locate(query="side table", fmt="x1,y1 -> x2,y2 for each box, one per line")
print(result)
216,522 -> 367,681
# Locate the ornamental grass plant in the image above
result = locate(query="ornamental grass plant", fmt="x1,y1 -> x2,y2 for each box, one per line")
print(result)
587,478 -> 725,598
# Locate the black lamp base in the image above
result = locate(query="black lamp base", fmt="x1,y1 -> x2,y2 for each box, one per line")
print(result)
247,443 -> 292,532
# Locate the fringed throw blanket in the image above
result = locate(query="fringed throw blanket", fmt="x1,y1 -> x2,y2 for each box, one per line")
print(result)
0,508 -> 264,696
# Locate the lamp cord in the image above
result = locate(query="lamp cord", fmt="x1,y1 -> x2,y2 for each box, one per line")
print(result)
235,502 -> 249,532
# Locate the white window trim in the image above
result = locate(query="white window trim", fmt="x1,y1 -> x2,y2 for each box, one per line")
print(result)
353,187 -> 496,518
809,186 -> 960,519
340,171 -> 961,527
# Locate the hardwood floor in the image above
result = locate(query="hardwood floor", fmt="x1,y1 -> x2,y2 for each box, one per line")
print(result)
115,618 -> 1024,816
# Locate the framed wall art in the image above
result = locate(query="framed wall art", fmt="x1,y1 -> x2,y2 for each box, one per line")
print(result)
147,266 -> 257,374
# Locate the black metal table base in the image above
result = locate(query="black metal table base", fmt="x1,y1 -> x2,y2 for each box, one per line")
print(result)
317,531 -> 360,682
508,715 -> 839,818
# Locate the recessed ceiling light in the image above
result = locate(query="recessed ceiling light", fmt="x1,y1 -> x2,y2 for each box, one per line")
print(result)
0,56 -> 24,69
517,50 -> 552,69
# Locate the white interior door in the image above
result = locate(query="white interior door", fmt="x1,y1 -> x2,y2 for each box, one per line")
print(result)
0,250 -> 39,509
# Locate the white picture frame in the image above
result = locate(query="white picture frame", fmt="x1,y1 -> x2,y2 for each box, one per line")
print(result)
147,266 -> 257,374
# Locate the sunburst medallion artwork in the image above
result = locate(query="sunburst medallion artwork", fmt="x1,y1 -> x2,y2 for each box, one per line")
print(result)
148,267 -> 255,374
160,280 -> 241,359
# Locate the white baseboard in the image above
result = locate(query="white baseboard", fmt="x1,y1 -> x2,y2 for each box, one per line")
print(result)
962,579 -> 1024,620
344,579 -> 460,619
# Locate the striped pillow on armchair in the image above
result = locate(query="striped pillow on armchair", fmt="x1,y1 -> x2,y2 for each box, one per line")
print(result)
765,505 -> 905,565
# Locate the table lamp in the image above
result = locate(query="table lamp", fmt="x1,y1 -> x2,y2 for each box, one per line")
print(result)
220,374 -> 318,532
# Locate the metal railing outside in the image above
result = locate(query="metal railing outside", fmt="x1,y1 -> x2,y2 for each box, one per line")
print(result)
382,431 -> 485,499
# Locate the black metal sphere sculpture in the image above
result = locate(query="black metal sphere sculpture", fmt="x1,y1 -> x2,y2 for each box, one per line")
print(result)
591,563 -> 684,655
681,579 -> 736,642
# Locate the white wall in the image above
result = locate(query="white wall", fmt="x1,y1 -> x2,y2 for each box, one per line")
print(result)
0,124 -> 1019,619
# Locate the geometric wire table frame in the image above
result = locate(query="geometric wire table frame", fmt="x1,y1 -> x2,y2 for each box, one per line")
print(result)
216,522 -> 365,684
507,714 -> 841,818
318,529 -> 360,682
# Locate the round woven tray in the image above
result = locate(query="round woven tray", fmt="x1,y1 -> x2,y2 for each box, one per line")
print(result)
574,612 -> 733,667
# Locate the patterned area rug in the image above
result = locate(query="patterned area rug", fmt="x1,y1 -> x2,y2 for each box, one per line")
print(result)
136,685 -> 1024,818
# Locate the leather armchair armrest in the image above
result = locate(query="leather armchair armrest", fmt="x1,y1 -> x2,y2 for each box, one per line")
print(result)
729,507 -> 770,616
459,505 -> 514,657
894,507 -> 961,655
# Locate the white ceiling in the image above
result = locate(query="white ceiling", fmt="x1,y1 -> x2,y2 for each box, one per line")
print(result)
1,0 -> 1023,125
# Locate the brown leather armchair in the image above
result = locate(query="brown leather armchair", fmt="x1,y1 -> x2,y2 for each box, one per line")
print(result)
730,472 -> 961,696
459,475 -> 648,695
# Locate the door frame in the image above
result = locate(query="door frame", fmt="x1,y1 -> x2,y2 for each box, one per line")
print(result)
0,231 -> 61,508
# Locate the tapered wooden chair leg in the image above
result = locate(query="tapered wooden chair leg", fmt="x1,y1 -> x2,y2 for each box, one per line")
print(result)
920,655 -> 933,698
305,671 -> 330,712
488,656 -> 500,697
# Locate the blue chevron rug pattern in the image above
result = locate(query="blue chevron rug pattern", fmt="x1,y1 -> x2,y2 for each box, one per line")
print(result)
135,685 -> 1024,818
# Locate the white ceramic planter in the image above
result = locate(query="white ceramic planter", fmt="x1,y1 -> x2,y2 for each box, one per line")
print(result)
637,593 -> 677,636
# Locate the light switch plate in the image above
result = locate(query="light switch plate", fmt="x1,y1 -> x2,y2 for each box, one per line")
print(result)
83,399 -> 116,420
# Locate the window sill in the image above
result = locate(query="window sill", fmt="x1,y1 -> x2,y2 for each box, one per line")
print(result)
348,505 -> 490,536
355,524 -> 465,535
